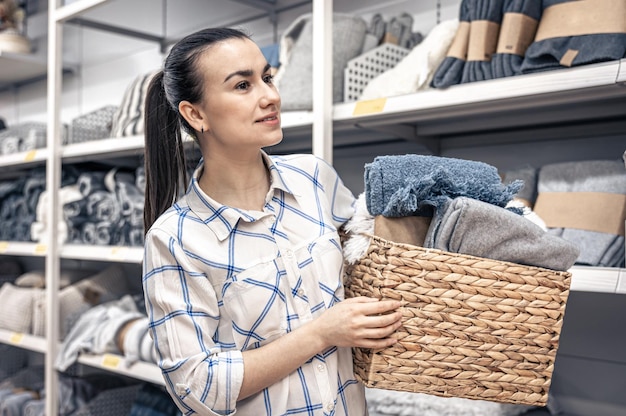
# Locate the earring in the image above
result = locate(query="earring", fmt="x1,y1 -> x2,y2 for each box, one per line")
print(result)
201,126 -> 204,134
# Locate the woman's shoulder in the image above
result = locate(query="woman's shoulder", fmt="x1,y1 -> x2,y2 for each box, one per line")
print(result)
270,153 -> 338,177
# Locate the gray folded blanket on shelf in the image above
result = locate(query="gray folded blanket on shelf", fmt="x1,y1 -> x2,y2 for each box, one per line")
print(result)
364,154 -> 522,217
535,159 -> 626,267
425,196 -> 579,270
521,0 -> 626,74
491,0 -> 542,78
432,0 -> 471,88
461,0 -> 506,83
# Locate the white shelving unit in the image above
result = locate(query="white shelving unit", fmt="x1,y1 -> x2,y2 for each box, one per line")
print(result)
0,0 -> 624,414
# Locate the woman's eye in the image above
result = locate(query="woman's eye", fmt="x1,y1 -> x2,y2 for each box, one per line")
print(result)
235,81 -> 250,90
263,74 -> 274,84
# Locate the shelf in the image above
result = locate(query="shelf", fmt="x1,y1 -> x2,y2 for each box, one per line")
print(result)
62,135 -> 145,163
0,329 -> 47,353
0,51 -> 48,91
0,328 -> 163,385
61,244 -> 143,263
0,241 -> 47,257
77,352 -> 163,385
329,58 -> 626,152
0,148 -> 48,170
570,266 -> 626,295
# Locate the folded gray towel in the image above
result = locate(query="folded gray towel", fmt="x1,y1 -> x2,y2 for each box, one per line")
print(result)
425,196 -> 579,270
364,154 -> 522,217
537,159 -> 626,267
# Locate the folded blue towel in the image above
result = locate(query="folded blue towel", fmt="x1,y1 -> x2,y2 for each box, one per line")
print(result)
432,0 -> 471,88
491,0 -> 542,78
521,0 -> 626,74
461,0 -> 506,83
364,154 -> 523,217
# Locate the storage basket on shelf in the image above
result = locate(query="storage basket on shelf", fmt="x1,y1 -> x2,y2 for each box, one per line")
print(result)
343,43 -> 409,102
344,234 -> 571,407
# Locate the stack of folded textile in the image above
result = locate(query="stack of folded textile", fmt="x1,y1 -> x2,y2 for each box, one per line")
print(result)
534,159 -> 626,267
344,154 -> 579,272
521,0 -> 626,73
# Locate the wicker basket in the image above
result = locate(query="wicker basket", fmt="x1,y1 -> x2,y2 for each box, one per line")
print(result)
344,234 -> 571,406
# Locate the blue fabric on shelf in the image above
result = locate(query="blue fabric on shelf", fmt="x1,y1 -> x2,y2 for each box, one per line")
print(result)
432,0 -> 471,88
461,0 -> 506,83
491,0 -> 542,78
77,171 -> 107,197
521,0 -> 626,74
129,383 -> 181,416
364,154 -> 523,217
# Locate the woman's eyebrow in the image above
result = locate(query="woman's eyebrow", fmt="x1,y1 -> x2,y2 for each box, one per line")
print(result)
223,63 -> 271,83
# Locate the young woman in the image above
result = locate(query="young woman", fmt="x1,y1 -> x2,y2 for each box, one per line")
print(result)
142,27 -> 403,415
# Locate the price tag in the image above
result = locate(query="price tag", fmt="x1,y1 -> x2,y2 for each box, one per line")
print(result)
0,241 -> 8,253
101,354 -> 121,369
34,244 -> 47,255
9,332 -> 24,344
109,246 -> 128,261
23,150 -> 38,162
353,98 -> 387,116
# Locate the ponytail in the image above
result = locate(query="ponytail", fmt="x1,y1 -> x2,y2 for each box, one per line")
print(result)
142,27 -> 251,232
143,71 -> 188,232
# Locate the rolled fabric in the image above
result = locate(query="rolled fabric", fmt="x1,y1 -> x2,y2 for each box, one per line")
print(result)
86,190 -> 121,223
95,221 -> 113,245
535,159 -> 626,267
491,0 -> 542,77
521,0 -> 626,73
425,196 -> 579,270
128,227 -> 144,247
461,0 -> 506,83
81,222 -> 97,245
116,181 -> 144,217
77,171 -> 107,197
432,0 -> 471,88
364,154 -> 523,217
135,166 -> 146,194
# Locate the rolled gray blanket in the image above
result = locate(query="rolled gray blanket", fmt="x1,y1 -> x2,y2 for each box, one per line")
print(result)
425,196 -> 579,270
432,0 -> 471,88
364,154 -> 522,217
535,159 -> 626,267
77,171 -> 107,197
521,0 -> 626,74
86,190 -> 121,223
491,0 -> 542,78
461,0 -> 505,83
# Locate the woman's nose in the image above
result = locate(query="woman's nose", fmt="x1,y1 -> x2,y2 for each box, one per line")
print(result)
260,83 -> 281,107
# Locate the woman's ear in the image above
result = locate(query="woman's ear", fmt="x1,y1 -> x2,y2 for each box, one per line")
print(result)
178,100 -> 206,133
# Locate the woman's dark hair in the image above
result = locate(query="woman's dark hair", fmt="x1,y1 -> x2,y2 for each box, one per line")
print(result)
143,27 -> 250,232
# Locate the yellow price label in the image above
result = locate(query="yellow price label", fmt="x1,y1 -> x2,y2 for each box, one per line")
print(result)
9,332 -> 24,344
23,150 -> 38,162
0,241 -> 8,253
101,354 -> 121,369
353,98 -> 387,116
34,244 -> 47,255
109,246 -> 128,261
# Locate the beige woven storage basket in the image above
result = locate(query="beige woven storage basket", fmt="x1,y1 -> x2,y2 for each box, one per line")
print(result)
344,234 -> 571,407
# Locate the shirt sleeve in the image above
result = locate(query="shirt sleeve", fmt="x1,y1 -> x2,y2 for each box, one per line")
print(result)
143,226 -> 244,416
316,156 -> 356,227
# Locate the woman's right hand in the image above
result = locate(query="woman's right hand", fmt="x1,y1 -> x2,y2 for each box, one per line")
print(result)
313,296 -> 404,350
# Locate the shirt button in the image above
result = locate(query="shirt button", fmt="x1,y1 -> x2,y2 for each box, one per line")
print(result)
175,384 -> 187,396
325,403 -> 335,412
317,363 -> 325,372
285,250 -> 293,258
297,288 -> 305,297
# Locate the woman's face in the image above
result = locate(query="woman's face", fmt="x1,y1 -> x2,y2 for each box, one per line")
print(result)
195,37 -> 283,152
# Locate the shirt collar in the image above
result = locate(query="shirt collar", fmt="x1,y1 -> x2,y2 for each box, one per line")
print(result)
185,150 -> 297,241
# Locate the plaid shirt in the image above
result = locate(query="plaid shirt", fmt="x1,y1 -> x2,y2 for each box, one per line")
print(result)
142,152 -> 365,415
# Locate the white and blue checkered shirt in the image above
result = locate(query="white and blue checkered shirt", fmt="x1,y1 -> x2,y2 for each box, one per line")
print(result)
143,152 -> 366,415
